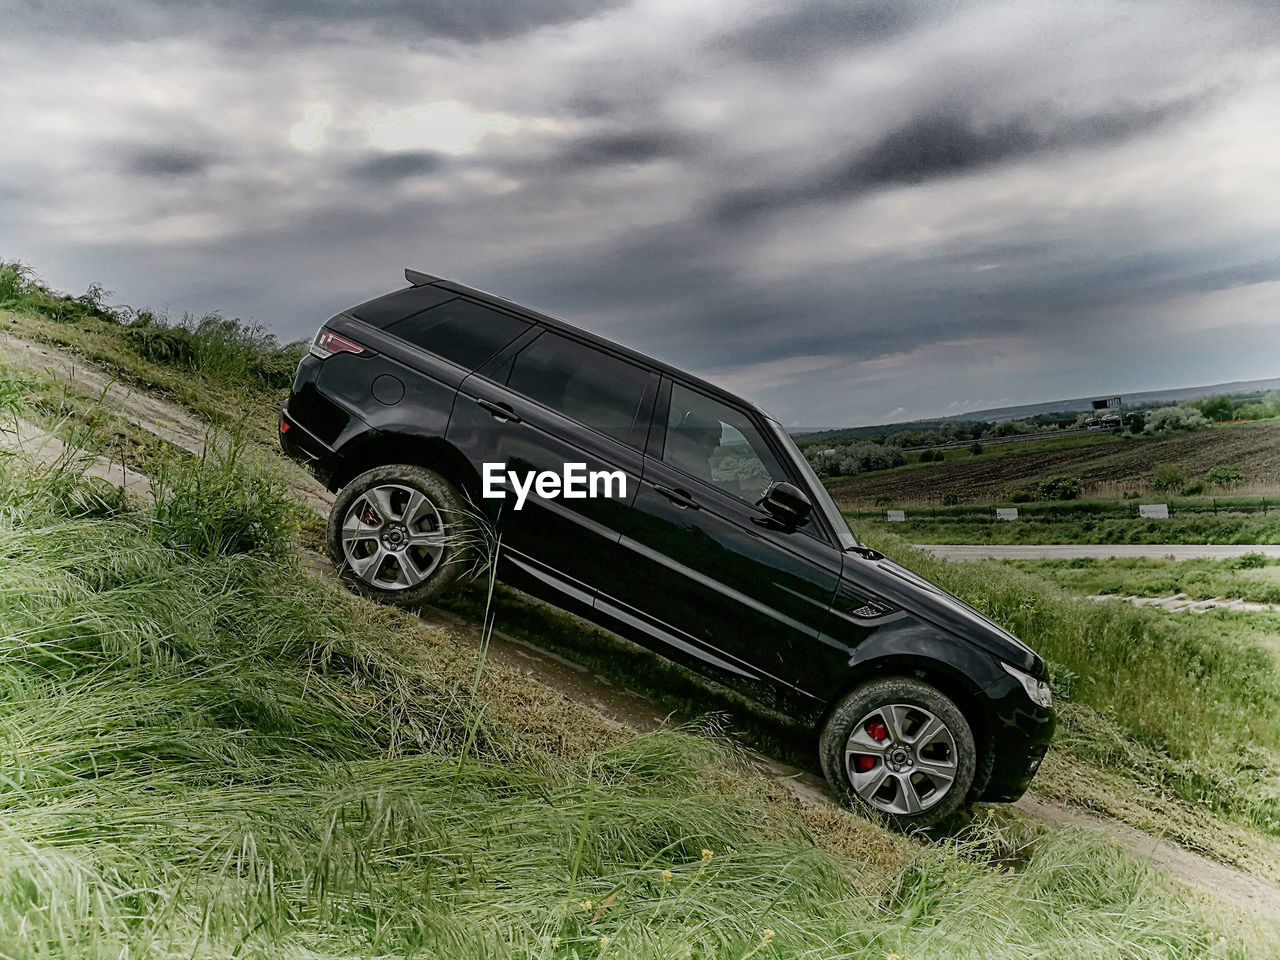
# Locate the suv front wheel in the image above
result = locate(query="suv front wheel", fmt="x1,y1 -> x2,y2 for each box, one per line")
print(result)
819,677 -> 975,831
327,464 -> 471,606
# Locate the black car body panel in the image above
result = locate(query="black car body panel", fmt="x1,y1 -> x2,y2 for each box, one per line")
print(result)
281,269 -> 1055,804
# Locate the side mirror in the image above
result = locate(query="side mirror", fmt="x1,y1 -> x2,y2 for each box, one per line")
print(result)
757,480 -> 812,527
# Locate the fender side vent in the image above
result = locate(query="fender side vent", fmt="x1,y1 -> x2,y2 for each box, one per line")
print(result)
835,582 -> 894,619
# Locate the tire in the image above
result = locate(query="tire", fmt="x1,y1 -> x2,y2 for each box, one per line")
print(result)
819,677 -> 976,832
326,464 -> 473,607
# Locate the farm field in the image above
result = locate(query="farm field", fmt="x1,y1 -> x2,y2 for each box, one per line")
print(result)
827,419 -> 1280,506
5,266 -> 1280,952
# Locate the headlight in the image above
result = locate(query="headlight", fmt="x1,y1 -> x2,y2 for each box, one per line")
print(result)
1002,661 -> 1052,709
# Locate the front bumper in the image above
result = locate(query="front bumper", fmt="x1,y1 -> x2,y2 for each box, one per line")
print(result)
976,671 -> 1055,802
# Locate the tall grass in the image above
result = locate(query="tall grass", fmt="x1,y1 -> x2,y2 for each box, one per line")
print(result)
2,449 -> 1275,955
0,260 -> 305,391
869,534 -> 1280,834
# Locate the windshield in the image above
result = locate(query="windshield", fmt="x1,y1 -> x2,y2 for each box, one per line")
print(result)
765,417 -> 858,549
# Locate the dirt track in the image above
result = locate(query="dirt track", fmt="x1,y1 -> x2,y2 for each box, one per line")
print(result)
5,330 -> 1280,923
829,421 -> 1280,505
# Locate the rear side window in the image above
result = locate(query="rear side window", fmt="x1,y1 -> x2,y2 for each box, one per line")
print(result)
507,332 -> 651,444
386,299 -> 530,371
347,285 -> 456,327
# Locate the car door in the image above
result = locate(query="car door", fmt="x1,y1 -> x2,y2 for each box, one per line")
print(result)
599,378 -> 843,699
447,328 -> 657,605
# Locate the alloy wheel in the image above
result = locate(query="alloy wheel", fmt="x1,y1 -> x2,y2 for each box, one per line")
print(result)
843,703 -> 959,816
339,483 -> 451,590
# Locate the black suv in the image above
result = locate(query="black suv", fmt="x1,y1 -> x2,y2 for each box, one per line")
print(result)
280,269 -> 1053,828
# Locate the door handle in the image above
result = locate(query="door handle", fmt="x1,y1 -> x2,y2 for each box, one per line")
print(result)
475,398 -> 522,423
653,484 -> 700,509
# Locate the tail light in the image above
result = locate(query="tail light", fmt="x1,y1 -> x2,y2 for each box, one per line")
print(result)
309,327 -> 367,360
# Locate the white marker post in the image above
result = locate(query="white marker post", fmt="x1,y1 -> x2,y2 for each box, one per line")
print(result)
996,507 -> 1019,521
1138,504 -> 1170,519
886,510 -> 906,522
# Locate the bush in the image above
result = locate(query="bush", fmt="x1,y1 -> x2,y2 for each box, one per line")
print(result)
1179,481 -> 1206,496
1144,405 -> 1209,433
1128,414 -> 1145,434
1004,488 -> 1035,503
1236,402 -> 1273,421
968,441 -> 983,455
941,491 -> 959,506
1195,394 -> 1235,422
806,440 -> 905,477
1150,464 -> 1185,491
1207,465 -> 1245,488
1036,475 -> 1081,501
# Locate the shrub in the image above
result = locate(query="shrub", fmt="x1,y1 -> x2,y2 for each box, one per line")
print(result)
1150,464 -> 1185,491
1179,481 -> 1206,496
1195,394 -> 1235,422
968,441 -> 983,455
1233,552 -> 1269,569
1004,488 -> 1035,503
1128,414 -> 1145,434
1236,402 -> 1272,421
1036,475 -> 1082,501
1144,405 -> 1209,433
1207,465 -> 1245,488
941,491 -> 959,506
806,441 -> 906,477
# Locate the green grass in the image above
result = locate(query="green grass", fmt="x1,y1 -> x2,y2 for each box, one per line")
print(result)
3,365 -> 1278,956
1006,554 -> 1280,605
0,262 -> 300,446
866,534 -> 1280,839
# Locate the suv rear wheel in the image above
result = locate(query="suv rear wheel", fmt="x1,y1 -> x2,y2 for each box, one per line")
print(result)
327,464 -> 471,606
819,677 -> 975,831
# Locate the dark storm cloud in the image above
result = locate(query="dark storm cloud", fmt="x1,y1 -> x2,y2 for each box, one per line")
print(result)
347,151 -> 446,183
124,147 -> 213,178
8,0 -> 624,42
712,97 -> 1207,223
560,130 -> 694,168
721,0 -> 932,63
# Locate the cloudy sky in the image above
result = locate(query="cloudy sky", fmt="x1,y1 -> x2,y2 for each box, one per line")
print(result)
3,0 -> 1279,426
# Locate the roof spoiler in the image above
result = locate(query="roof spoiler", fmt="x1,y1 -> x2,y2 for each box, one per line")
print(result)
405,268 -> 442,286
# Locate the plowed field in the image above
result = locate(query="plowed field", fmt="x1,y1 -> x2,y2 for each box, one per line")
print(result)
828,420 -> 1280,505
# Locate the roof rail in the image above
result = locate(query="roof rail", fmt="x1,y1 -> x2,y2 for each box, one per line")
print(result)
405,268 -> 442,286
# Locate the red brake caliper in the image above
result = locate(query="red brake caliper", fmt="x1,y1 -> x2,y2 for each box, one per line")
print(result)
854,718 -> 889,772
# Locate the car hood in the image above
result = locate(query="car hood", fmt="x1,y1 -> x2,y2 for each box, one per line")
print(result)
841,553 -> 1043,676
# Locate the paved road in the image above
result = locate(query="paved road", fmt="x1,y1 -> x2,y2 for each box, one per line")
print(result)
916,543 -> 1280,561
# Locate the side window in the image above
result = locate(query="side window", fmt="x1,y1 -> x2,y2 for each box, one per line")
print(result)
385,299 -> 530,371
664,383 -> 786,503
506,332 -> 651,445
